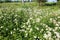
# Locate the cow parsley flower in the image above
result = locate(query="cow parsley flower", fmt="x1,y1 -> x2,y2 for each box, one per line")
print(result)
36,18 -> 40,22
0,26 -> 4,28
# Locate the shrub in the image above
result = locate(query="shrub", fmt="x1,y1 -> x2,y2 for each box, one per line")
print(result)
45,2 -> 56,6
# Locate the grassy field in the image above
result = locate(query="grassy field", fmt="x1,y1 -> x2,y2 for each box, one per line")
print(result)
0,2 -> 60,40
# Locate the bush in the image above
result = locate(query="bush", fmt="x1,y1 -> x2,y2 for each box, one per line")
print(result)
45,2 -> 56,6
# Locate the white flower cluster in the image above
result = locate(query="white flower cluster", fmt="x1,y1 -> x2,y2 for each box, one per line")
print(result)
0,6 -> 60,40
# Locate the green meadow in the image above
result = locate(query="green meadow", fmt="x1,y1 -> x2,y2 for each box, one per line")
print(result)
0,2 -> 60,40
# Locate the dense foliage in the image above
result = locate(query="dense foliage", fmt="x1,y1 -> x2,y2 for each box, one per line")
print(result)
0,3 -> 60,40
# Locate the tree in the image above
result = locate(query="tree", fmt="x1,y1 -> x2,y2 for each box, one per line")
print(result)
22,0 -> 24,3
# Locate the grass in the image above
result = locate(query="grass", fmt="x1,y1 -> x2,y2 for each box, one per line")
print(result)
0,2 -> 60,40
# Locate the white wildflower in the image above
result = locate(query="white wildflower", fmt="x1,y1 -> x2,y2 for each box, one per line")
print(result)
55,27 -> 58,31
16,39 -> 19,40
34,36 -> 37,38
49,37 -> 53,40
59,27 -> 60,29
4,14 -> 7,15
58,22 -> 60,25
48,27 -> 52,31
43,23 -> 46,26
46,28 -> 48,30
47,31 -> 51,37
32,21 -> 35,23
28,25 -> 31,28
29,28 -> 32,32
26,19 -> 30,25
25,33 -> 28,37
36,18 -> 40,22
14,28 -> 16,31
6,28 -> 8,31
29,17 -> 33,20
25,31 -> 27,33
54,32 -> 60,38
11,31 -> 13,34
58,16 -> 60,18
19,29 -> 25,32
55,23 -> 59,27
35,27 -> 39,30
17,28 -> 19,30
53,19 -> 56,24
41,29 -> 44,32
14,19 -> 17,21
45,25 -> 48,28
52,29 -> 55,32
0,26 -> 4,28
15,14 -> 18,17
40,29 -> 44,32
56,38 -> 60,40
22,25 -> 25,28
43,34 -> 48,39
21,29 -> 25,32
50,18 -> 53,22
26,28 -> 30,30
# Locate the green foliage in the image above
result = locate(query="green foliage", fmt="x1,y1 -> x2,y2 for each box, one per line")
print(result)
45,2 -> 56,6
0,3 -> 60,40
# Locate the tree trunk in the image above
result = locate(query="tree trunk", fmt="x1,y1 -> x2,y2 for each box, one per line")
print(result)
22,0 -> 24,3
38,0 -> 43,6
